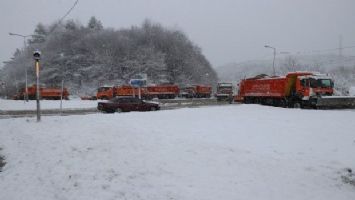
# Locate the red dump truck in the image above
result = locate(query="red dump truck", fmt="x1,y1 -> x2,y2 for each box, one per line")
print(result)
194,85 -> 212,98
13,85 -> 69,100
96,85 -> 146,100
235,71 -> 355,108
179,85 -> 212,98
116,85 -> 147,97
146,84 -> 180,99
96,84 -> 179,100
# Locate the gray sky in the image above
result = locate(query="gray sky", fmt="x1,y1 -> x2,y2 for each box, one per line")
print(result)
1,0 -> 355,68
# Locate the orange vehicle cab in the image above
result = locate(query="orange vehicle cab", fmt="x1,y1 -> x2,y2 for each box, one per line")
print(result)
216,82 -> 233,101
96,86 -> 115,100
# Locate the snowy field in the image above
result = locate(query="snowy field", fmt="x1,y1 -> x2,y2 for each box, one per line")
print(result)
0,105 -> 355,200
0,99 -> 98,111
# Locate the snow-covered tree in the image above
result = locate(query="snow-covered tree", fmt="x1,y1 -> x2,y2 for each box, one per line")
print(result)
29,23 -> 48,44
87,16 -> 103,31
1,17 -> 217,96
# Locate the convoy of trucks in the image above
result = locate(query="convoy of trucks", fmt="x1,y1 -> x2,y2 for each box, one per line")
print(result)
10,71 -> 355,109
96,84 -> 212,100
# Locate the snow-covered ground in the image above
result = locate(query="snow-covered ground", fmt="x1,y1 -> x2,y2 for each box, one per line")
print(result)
0,99 -> 98,111
0,105 -> 355,200
350,86 -> 355,96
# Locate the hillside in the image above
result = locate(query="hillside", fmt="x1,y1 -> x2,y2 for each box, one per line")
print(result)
0,18 -> 217,97
216,54 -> 355,95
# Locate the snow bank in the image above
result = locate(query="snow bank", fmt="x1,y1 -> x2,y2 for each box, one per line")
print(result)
0,105 -> 355,200
0,99 -> 98,111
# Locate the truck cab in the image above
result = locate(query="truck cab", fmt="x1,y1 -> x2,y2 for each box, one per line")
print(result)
96,86 -> 114,100
216,82 -> 233,101
295,74 -> 334,100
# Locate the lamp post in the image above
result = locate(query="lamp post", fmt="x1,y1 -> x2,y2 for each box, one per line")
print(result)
264,45 -> 276,76
33,50 -> 41,122
9,32 -> 34,102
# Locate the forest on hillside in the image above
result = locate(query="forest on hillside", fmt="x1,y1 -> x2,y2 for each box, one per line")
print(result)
0,17 -> 217,97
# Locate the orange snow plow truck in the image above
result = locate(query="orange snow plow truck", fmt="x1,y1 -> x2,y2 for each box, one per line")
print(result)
96,85 -> 144,100
96,84 -> 179,100
13,85 -> 69,100
179,85 -> 212,98
235,71 -> 355,109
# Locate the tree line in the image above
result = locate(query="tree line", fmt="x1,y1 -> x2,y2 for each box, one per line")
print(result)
0,17 -> 217,97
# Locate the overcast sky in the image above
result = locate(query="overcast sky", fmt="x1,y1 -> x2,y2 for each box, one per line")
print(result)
1,0 -> 355,68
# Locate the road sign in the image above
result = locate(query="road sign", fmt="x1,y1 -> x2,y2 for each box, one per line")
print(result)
129,79 -> 146,87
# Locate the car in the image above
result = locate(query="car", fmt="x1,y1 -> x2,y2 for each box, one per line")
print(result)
97,96 -> 160,113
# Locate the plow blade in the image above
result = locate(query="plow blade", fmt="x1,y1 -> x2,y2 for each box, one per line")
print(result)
316,96 -> 355,109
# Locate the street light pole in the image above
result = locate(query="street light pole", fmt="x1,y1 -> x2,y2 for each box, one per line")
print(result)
33,50 -> 42,122
9,32 -> 33,102
264,45 -> 276,76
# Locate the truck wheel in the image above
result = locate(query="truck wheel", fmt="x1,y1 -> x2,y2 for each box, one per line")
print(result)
229,97 -> 233,104
293,102 -> 301,109
150,107 -> 157,111
116,108 -> 122,113
279,100 -> 287,108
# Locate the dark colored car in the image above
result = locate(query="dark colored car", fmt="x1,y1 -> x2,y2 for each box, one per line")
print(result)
97,96 -> 160,113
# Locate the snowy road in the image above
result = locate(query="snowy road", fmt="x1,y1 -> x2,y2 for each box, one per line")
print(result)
0,98 -> 221,111
0,105 -> 355,200
0,99 -> 98,111
0,98 -> 227,118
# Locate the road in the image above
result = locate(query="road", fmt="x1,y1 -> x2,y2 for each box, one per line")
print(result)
0,98 -> 232,119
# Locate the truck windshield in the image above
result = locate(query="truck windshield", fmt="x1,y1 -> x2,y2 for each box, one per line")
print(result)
310,78 -> 318,88
219,86 -> 232,89
218,84 -> 232,87
303,78 -> 333,88
98,87 -> 110,92
317,79 -> 333,88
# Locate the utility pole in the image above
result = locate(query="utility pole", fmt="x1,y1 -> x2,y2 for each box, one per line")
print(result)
9,32 -> 33,102
339,35 -> 343,57
338,35 -> 344,68
60,79 -> 64,115
264,45 -> 276,76
25,68 -> 28,102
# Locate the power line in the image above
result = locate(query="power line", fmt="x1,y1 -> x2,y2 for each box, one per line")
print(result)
312,45 -> 355,53
49,0 -> 79,34
277,45 -> 355,56
59,0 -> 79,23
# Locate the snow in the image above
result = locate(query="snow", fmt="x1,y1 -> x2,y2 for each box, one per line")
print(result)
350,87 -> 355,96
0,99 -> 98,111
1,105 -> 355,200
